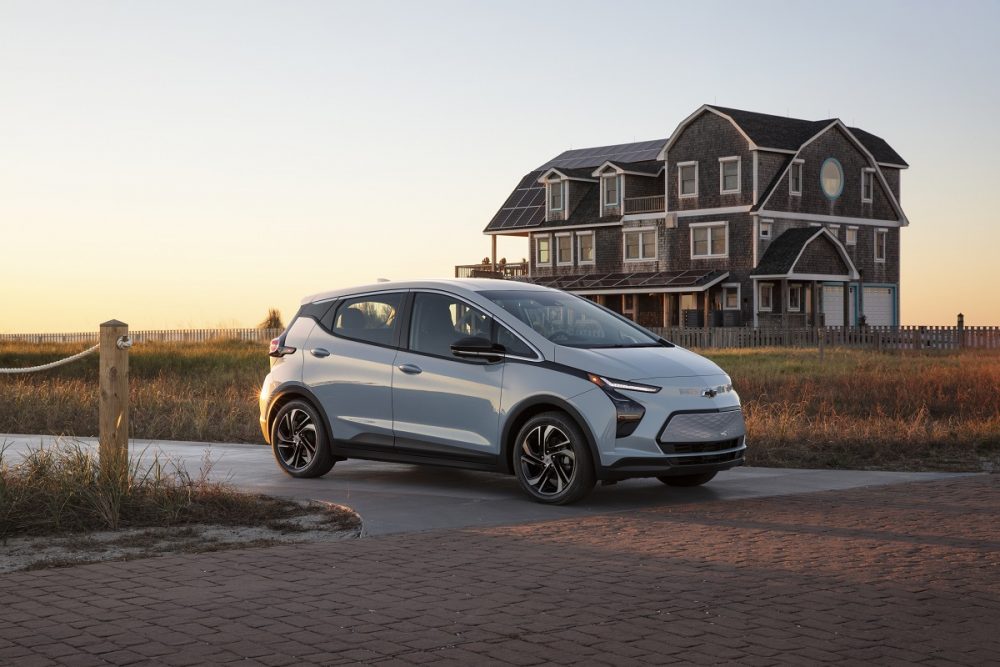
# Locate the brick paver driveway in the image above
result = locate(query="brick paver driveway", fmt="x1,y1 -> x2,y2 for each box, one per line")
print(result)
1,475 -> 997,666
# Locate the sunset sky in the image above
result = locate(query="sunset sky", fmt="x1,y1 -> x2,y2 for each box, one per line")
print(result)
2,0 -> 998,332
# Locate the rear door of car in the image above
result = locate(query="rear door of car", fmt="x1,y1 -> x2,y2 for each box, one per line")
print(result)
302,290 -> 405,450
390,290 -> 505,463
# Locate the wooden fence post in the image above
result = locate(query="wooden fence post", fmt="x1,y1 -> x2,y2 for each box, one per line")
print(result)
99,320 -> 130,478
957,313 -> 965,349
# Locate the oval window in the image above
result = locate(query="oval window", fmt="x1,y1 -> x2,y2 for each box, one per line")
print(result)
820,158 -> 844,199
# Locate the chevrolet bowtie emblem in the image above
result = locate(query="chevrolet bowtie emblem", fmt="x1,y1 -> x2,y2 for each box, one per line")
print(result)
702,388 -> 718,398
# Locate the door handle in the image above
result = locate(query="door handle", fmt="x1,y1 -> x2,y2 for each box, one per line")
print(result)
310,348 -> 331,358
397,363 -> 422,375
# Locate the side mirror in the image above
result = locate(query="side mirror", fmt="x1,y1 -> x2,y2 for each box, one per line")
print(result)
451,336 -> 505,362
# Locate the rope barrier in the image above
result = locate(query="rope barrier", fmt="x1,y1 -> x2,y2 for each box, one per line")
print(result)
0,344 -> 100,374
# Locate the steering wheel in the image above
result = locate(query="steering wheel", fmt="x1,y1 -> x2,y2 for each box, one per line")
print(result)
549,331 -> 572,344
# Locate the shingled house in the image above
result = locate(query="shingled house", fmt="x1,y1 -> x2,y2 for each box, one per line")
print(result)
470,105 -> 908,328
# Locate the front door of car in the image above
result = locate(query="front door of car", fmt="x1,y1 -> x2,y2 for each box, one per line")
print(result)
391,291 -> 504,462
302,291 -> 405,450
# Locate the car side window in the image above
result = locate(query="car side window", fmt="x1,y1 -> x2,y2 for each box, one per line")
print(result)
409,292 -> 491,358
495,324 -> 535,359
332,293 -> 404,347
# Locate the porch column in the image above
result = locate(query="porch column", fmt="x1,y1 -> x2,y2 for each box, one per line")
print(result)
780,279 -> 788,329
491,235 -> 497,272
843,282 -> 851,328
811,282 -> 820,327
702,289 -> 711,328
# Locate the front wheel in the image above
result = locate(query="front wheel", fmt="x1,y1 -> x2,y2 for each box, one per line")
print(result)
513,412 -> 595,505
271,400 -> 335,478
657,471 -> 717,487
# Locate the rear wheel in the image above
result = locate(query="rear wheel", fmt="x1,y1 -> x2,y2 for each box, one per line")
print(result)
657,471 -> 717,487
513,412 -> 595,505
271,400 -> 335,478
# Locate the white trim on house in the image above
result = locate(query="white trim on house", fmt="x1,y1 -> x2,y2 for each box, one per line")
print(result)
536,167 -> 597,183
677,161 -> 698,198
862,167 -> 875,203
722,282 -> 741,310
534,233 -> 552,267
875,227 -> 888,263
545,180 -> 565,214
589,160 -> 664,178
751,209 -> 904,228
758,282 -> 774,312
846,226 -> 858,245
484,221 -> 623,235
600,173 -> 621,210
752,152 -> 759,203
621,212 -> 665,222
677,205 -> 751,218
554,232 -> 573,266
570,272 -> 730,295
752,146 -> 798,155
576,231 -> 595,266
754,272 -> 857,282
878,162 -> 909,170
789,159 -> 804,196
690,221 -> 729,259
719,156 -> 741,194
788,228 -> 860,280
622,227 -> 657,262
787,284 -> 802,312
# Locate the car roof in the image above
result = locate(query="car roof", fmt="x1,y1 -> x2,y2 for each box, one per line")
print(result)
301,278 -> 551,305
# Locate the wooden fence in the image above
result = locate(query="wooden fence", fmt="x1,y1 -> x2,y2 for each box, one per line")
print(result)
0,328 -> 282,344
650,325 -> 1000,350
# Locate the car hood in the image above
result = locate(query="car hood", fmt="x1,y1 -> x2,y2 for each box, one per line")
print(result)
553,344 -> 725,381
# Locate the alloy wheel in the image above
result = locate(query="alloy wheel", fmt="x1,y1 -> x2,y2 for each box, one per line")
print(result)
274,408 -> 317,471
519,424 -> 577,496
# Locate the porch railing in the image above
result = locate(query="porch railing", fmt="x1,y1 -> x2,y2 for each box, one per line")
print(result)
623,195 -> 665,214
454,261 -> 528,280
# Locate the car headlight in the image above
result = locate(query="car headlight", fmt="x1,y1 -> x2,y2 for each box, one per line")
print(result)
587,374 -> 657,437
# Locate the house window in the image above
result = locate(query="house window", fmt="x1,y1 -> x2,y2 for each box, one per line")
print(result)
820,158 -> 845,199
846,226 -> 858,245
719,157 -> 740,194
759,283 -> 773,311
862,169 -> 875,203
556,234 -> 573,266
875,228 -> 888,262
577,232 -> 595,265
788,284 -> 802,312
602,174 -> 619,207
827,224 -> 840,239
678,162 -> 698,197
790,160 -> 803,196
536,235 -> 551,266
624,229 -> 656,261
690,222 -> 728,258
548,181 -> 563,211
760,220 -> 773,239
722,284 -> 741,310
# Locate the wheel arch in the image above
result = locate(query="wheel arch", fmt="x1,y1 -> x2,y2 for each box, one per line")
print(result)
500,396 -> 602,476
266,382 -> 335,448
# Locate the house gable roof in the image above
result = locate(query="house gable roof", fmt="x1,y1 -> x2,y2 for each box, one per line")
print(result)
591,159 -> 664,178
751,227 -> 859,280
537,167 -> 597,183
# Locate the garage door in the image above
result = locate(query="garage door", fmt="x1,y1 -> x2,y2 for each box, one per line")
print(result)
863,287 -> 895,326
822,285 -> 855,327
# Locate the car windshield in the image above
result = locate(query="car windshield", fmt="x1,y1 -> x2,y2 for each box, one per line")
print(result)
480,290 -> 662,348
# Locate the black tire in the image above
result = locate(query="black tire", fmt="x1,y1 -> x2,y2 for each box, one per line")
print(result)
657,471 -> 717,487
512,411 -> 595,505
270,400 -> 336,478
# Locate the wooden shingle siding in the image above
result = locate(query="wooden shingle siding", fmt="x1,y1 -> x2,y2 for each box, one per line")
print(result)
667,112 -> 753,211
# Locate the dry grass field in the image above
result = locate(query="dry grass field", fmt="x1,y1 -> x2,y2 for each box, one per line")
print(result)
1,340 -> 998,471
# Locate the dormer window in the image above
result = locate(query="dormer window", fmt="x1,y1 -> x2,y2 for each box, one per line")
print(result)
602,174 -> 619,208
790,160 -> 803,196
862,168 -> 875,203
548,181 -> 564,211
678,162 -> 698,198
719,157 -> 740,194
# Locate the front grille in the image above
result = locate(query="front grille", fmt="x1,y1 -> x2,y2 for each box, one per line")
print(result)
659,408 -> 746,444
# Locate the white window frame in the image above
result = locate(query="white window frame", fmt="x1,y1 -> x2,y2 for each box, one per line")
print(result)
623,227 -> 657,262
862,168 -> 875,203
601,173 -> 620,208
760,220 -> 773,240
827,224 -> 840,239
846,226 -> 858,246
535,233 -> 552,267
787,284 -> 802,312
722,283 -> 741,311
875,228 -> 888,263
576,231 -> 595,266
759,283 -> 774,312
547,180 -> 564,212
719,156 -> 741,194
690,221 -> 729,259
789,159 -> 804,196
555,232 -> 573,267
678,161 -> 698,198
